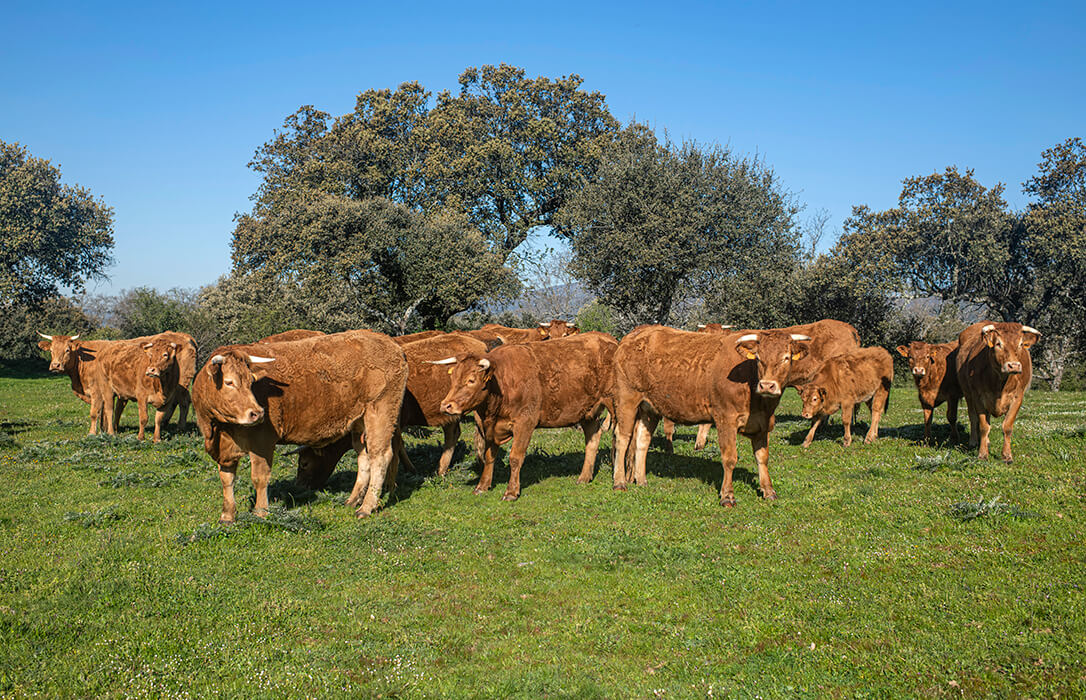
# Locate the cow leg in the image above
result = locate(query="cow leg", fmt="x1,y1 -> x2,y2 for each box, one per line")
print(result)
947,397 -> 960,444
716,422 -> 739,507
661,418 -> 675,453
966,401 -> 980,448
394,431 -> 415,474
977,412 -> 992,460
632,413 -> 659,486
801,415 -> 823,448
502,425 -> 536,501
250,451 -> 273,517
1000,396 -> 1024,463
218,464 -> 239,524
88,392 -> 105,435
384,444 -> 400,492
611,393 -> 641,491
577,417 -> 603,484
476,438 -> 499,494
346,433 -> 371,510
135,399 -> 149,441
353,407 -> 398,517
865,387 -> 888,444
841,403 -> 854,447
438,422 -> 461,476
472,414 -> 487,466
752,431 -> 775,500
153,408 -> 166,443
694,423 -> 712,451
174,387 -> 191,432
110,397 -> 127,436
922,406 -> 934,444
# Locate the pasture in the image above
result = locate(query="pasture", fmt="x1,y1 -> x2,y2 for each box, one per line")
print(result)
1,370 -> 1084,698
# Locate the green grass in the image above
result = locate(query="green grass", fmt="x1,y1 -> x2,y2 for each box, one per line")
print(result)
1,372 -> 1084,698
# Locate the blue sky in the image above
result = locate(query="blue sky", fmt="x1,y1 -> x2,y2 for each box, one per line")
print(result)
3,0 -> 1083,295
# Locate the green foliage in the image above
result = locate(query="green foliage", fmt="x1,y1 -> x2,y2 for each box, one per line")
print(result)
574,300 -> 617,335
63,506 -> 123,528
555,124 -> 800,330
0,295 -> 97,362
0,141 -> 114,306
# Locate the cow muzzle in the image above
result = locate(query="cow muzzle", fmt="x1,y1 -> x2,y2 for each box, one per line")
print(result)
238,408 -> 265,425
912,367 -> 926,376
49,363 -> 62,372
1002,361 -> 1023,375
441,401 -> 461,416
756,380 -> 781,397
145,368 -> 160,377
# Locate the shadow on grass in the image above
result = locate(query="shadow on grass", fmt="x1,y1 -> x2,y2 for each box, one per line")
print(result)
0,361 -> 51,379
0,419 -> 36,436
783,419 -> 968,449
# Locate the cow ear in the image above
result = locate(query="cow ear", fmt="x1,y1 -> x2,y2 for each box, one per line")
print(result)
207,354 -> 224,378
735,334 -> 758,360
570,326 -> 579,334
896,345 -> 909,357
1021,326 -> 1041,349
818,387 -> 827,401
538,327 -> 547,336
38,340 -> 50,351
981,325 -> 997,348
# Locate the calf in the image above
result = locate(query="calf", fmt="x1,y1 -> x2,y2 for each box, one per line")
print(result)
192,330 -> 407,522
896,340 -> 962,444
955,322 -> 1040,461
119,331 -> 198,432
37,333 -> 112,433
99,337 -> 183,442
612,326 -> 811,506
436,332 -> 617,501
798,347 -> 893,447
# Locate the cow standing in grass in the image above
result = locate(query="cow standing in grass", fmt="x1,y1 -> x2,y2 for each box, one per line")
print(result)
955,322 -> 1040,462
192,330 -> 407,522
612,326 -> 810,506
436,332 -> 617,501
98,337 -> 184,442
37,333 -> 112,434
896,340 -> 962,444
798,347 -> 893,447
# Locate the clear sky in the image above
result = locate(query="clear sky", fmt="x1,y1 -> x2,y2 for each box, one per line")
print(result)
3,0 -> 1083,295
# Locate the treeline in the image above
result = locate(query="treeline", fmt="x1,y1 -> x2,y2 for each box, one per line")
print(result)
3,65 -> 1084,387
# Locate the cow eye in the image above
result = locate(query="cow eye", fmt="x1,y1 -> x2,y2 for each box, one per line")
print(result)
224,379 -> 235,387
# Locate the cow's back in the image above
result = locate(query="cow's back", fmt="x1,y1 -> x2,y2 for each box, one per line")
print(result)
259,329 -> 325,343
816,347 -> 893,402
780,320 -> 860,384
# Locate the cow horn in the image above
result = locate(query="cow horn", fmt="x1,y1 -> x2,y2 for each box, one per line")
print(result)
248,355 -> 276,364
1021,325 -> 1041,335
735,334 -> 758,343
981,324 -> 996,333
142,343 -> 153,349
790,334 -> 811,341
38,332 -> 53,340
425,357 -> 458,365
70,334 -> 79,341
721,325 -> 734,329
478,358 -> 491,370
539,322 -> 551,327
697,324 -> 706,329
210,355 -> 225,365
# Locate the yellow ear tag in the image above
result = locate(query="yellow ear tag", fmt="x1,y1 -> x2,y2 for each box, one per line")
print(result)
792,353 -> 803,361
745,351 -> 756,360
447,368 -> 454,374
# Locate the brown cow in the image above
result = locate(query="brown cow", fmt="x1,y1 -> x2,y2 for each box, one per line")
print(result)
664,319 -> 860,452
896,340 -> 962,444
436,332 -> 617,501
798,347 -> 893,447
98,337 -> 184,442
295,332 -> 491,488
955,321 -> 1040,461
258,329 -> 325,343
113,331 -> 198,434
192,330 -> 408,522
478,323 -> 550,344
539,319 -> 579,338
661,323 -> 734,450
37,333 -> 112,433
612,326 -> 811,506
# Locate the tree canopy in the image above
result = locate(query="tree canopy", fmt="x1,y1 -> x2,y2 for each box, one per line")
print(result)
0,140 -> 114,306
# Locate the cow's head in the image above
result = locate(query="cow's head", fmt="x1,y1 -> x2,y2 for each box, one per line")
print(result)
734,331 -> 811,397
697,323 -> 734,334
540,320 -> 579,339
798,384 -> 828,419
142,340 -> 180,378
981,323 -> 1040,376
896,341 -> 942,380
37,332 -> 82,372
202,350 -> 276,425
433,355 -> 493,415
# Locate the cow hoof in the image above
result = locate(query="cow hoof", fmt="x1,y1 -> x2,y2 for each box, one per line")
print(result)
501,493 -> 519,502
472,487 -> 488,495
1002,455 -> 1014,463
613,484 -> 627,492
217,518 -> 235,526
345,495 -> 360,508
576,477 -> 591,485
720,497 -> 736,508
763,492 -> 777,501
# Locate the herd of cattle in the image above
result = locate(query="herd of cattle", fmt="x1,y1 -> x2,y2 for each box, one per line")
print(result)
36,317 -> 1041,522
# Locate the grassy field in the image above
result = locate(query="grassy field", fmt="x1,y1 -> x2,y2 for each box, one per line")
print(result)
0,370 -> 1084,698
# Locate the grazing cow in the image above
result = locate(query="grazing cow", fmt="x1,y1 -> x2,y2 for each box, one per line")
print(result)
896,340 -> 962,444
37,333 -> 112,433
798,347 -> 893,447
955,322 -> 1040,462
612,326 -> 811,506
295,333 -> 491,488
436,332 -> 617,501
664,319 -> 860,452
192,330 -> 408,522
98,337 -> 185,442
